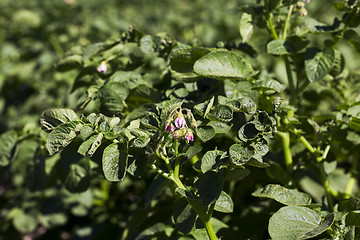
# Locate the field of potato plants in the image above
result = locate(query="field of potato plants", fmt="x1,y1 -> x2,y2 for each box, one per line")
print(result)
1,0 -> 360,239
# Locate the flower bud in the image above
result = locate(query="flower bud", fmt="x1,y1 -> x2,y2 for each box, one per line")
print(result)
173,130 -> 182,139
165,122 -> 175,132
184,129 -> 194,143
97,61 -> 107,74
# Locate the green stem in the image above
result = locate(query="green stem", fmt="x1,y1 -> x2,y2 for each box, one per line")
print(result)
318,163 -> 334,212
284,56 -> 297,105
282,5 -> 294,40
264,0 -> 279,40
171,138 -> 217,239
296,133 -> 334,211
345,151 -> 358,197
277,131 -> 293,174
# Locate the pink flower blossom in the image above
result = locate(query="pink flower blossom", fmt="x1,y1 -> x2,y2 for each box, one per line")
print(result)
97,61 -> 107,74
174,113 -> 186,129
303,0 -> 310,3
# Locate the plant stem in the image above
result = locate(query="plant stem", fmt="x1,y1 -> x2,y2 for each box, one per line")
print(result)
282,5 -> 294,40
296,133 -> 334,211
277,131 -> 293,174
171,139 -> 217,240
264,0 -> 279,40
284,56 -> 297,105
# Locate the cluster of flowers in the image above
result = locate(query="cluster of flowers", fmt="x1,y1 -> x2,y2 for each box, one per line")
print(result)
165,107 -> 198,143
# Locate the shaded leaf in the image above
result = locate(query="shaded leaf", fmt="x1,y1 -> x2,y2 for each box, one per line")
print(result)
40,108 -> 78,132
173,198 -> 197,234
305,47 -> 334,82
0,130 -> 18,166
197,171 -> 224,206
102,142 -> 128,181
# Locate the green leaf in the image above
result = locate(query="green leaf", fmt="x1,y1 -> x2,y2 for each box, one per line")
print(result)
13,210 -> 37,233
207,105 -> 233,122
207,121 -> 232,134
344,211 -> 360,227
197,96 -> 214,118
238,121 -> 262,141
252,184 -> 312,205
214,191 -> 234,213
344,30 -> 360,55
252,78 -> 285,93
305,47 -> 335,82
173,198 -> 197,234
338,196 -> 360,212
301,213 -> 334,239
197,171 -> 224,206
194,51 -> 255,80
305,17 -> 340,33
99,82 -> 129,116
267,39 -> 294,55
58,150 -> 90,193
229,143 -> 255,166
201,149 -> 225,173
77,133 -> 103,157
127,149 -> 147,177
0,130 -> 18,166
196,126 -> 216,142
169,47 -> 211,82
55,55 -> 82,72
82,42 -> 106,60
40,108 -> 78,132
102,142 -> 128,181
239,13 -> 253,42
225,167 -> 250,179
269,206 -> 321,240
46,121 -> 83,155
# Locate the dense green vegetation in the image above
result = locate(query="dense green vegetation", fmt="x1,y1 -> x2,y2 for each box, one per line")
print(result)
1,0 -> 360,239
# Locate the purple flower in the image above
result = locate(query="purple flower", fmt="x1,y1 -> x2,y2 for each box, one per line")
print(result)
165,122 -> 175,132
184,130 -> 194,143
303,0 -> 310,3
97,61 -> 107,74
174,113 -> 186,129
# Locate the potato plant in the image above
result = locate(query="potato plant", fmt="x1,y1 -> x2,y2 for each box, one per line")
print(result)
1,0 -> 360,239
